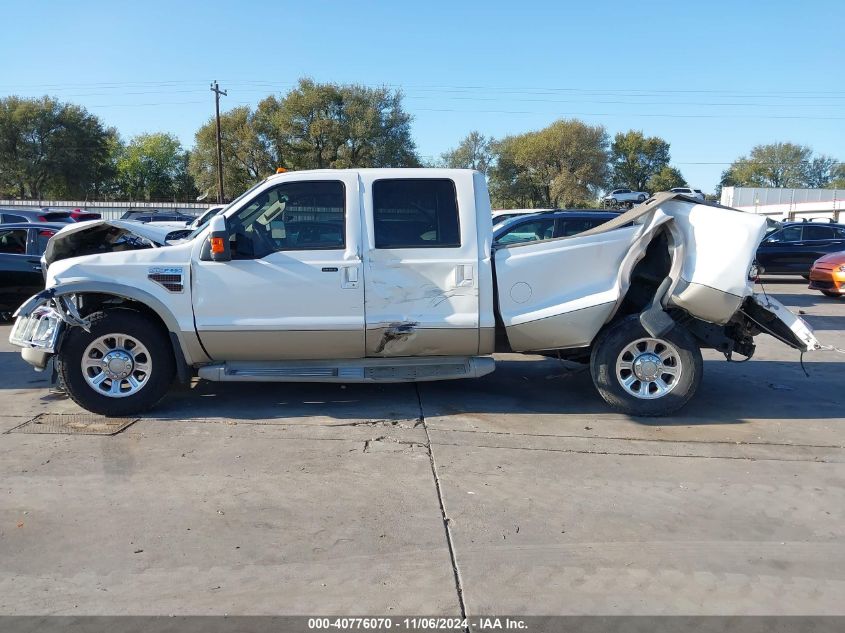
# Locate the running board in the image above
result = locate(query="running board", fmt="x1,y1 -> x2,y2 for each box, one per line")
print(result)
197,356 -> 496,383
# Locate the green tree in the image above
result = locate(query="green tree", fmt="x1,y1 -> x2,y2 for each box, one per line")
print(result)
441,131 -> 493,173
489,119 -> 609,208
720,142 -> 815,188
806,155 -> 839,188
190,105 -> 274,201
646,165 -> 687,193
116,133 -> 194,201
831,163 -> 845,189
255,78 -> 419,171
609,130 -> 671,192
0,96 -> 115,199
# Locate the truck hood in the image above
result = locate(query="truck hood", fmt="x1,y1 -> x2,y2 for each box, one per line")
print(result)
44,219 -> 175,266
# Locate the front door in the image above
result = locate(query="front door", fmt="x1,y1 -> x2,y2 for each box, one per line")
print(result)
0,228 -> 42,312
361,175 -> 481,357
191,175 -> 364,360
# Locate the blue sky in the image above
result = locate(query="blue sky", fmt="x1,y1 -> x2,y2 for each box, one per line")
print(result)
2,0 -> 843,192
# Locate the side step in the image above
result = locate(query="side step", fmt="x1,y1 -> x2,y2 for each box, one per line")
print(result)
197,356 -> 496,383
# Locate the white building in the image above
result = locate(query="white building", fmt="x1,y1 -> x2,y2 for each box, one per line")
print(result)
720,187 -> 844,222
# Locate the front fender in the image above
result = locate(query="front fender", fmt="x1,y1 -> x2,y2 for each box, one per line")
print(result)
13,282 -> 208,365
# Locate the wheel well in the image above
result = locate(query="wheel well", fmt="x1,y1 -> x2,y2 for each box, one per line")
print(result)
613,229 -> 672,321
74,293 -> 170,336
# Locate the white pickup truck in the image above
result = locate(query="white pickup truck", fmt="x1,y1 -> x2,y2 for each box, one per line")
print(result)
9,169 -> 819,417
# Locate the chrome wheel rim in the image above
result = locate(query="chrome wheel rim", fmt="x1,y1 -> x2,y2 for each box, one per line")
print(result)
615,337 -> 681,400
81,333 -> 151,398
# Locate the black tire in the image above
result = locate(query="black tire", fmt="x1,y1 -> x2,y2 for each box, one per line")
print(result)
610,198 -> 618,207
637,194 -> 646,202
821,290 -> 841,298
801,275 -> 811,280
590,315 -> 703,417
57,309 -> 175,416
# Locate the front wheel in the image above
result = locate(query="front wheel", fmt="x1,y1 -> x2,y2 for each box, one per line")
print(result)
637,194 -> 646,202
590,315 -> 702,416
821,290 -> 841,298
58,309 -> 175,416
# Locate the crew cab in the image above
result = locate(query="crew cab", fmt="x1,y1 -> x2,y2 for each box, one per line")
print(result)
9,169 -> 819,418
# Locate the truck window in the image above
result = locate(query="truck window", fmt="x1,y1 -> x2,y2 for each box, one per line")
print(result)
228,180 -> 345,259
373,179 -> 460,248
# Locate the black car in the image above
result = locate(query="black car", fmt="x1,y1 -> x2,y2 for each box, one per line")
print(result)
120,209 -> 196,223
755,221 -> 845,275
0,208 -> 74,224
0,223 -> 65,312
493,210 -> 622,246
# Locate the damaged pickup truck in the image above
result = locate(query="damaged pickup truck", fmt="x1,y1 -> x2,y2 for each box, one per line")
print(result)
9,169 -> 820,417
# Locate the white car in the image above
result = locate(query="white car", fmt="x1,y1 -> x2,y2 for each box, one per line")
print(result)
10,169 -> 818,418
670,187 -> 705,201
603,188 -> 649,206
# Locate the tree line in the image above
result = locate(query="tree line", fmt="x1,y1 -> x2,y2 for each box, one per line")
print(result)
1,78 -> 843,207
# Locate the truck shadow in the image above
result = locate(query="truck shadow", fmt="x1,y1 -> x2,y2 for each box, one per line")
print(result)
150,355 -> 844,426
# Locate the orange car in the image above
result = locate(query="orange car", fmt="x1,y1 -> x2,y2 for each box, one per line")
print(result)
808,251 -> 845,297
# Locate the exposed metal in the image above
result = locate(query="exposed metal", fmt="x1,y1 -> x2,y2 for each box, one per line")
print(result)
8,413 -> 138,435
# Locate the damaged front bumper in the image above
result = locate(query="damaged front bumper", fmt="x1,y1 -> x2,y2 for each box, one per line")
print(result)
8,290 -> 90,370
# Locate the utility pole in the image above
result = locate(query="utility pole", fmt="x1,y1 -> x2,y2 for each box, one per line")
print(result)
210,80 -> 227,203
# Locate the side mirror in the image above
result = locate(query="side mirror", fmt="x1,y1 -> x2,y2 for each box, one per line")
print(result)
200,214 -> 231,262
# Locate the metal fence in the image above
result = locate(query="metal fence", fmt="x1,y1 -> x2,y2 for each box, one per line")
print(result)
0,200 -> 214,221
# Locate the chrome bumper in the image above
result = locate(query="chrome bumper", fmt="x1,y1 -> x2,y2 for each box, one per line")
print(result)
9,304 -> 64,354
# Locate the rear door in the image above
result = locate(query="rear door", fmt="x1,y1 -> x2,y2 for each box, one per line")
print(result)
800,225 -> 838,268
361,173 -> 481,357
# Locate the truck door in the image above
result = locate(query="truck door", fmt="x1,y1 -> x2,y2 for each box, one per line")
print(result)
190,174 -> 364,360
361,173 -> 483,357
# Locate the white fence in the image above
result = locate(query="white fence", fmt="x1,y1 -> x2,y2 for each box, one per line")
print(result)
720,187 -> 844,222
0,200 -> 214,221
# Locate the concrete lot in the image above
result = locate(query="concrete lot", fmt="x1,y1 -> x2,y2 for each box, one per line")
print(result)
0,280 -> 843,615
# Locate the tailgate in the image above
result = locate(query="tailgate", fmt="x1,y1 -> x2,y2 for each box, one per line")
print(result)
745,293 -> 821,352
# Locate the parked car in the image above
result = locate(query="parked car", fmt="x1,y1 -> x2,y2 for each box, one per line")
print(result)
11,171 -> 817,419
669,187 -> 705,201
0,223 -> 63,312
0,209 -> 74,224
603,188 -> 650,207
69,208 -> 102,222
755,221 -> 845,276
494,210 -> 621,245
120,209 -> 197,223
147,205 -> 225,239
808,251 -> 845,297
491,209 -> 548,226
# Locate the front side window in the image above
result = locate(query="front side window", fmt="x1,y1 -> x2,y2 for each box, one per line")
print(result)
228,180 -> 345,259
496,218 -> 555,245
768,226 -> 801,242
0,229 -> 28,254
373,179 -> 460,248
557,217 -> 606,237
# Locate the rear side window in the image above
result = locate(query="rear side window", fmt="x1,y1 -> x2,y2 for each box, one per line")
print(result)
557,217 -> 606,237
373,179 -> 460,248
35,229 -> 56,253
2,213 -> 27,223
804,225 -> 834,240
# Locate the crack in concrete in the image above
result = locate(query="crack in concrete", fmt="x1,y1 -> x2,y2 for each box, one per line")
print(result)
415,384 -> 468,624
427,427 -> 845,451
429,440 -> 839,463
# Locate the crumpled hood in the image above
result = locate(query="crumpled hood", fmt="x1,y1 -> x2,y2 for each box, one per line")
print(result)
44,219 -> 173,266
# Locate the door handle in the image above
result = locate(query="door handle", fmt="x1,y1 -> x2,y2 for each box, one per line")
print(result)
454,264 -> 474,287
341,264 -> 359,288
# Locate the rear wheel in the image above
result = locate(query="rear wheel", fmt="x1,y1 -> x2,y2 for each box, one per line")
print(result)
637,194 -> 646,202
58,310 -> 175,416
590,315 -> 702,416
610,198 -> 618,207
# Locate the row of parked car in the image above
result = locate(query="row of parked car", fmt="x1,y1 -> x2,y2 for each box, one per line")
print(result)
0,206 -> 223,313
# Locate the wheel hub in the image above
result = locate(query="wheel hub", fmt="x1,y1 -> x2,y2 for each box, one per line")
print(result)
632,352 -> 662,381
102,350 -> 134,380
